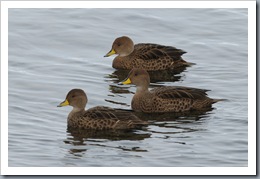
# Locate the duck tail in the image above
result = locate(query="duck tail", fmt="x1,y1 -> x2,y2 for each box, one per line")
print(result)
185,61 -> 196,66
212,98 -> 228,103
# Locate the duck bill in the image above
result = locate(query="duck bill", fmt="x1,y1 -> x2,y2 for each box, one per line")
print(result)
104,49 -> 116,57
121,78 -> 132,85
57,99 -> 69,107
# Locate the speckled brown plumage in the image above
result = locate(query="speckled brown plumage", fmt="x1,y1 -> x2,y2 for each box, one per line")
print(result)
104,36 -> 192,71
57,89 -> 147,130
121,69 -> 225,113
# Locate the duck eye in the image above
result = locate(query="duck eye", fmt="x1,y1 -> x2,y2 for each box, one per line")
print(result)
117,43 -> 121,47
71,95 -> 76,98
134,73 -> 138,76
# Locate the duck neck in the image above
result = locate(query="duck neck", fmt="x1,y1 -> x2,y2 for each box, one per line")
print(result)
68,107 -> 85,119
136,83 -> 149,94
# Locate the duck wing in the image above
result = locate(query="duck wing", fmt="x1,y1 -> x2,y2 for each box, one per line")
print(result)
151,86 -> 210,100
85,106 -> 118,120
134,43 -> 186,61
84,106 -> 147,129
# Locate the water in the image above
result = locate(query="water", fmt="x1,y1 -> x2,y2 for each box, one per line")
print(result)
8,8 -> 248,167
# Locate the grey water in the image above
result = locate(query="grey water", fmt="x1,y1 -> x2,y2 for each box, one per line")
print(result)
8,8 -> 248,167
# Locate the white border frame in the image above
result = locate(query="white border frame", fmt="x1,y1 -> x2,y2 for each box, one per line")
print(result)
1,1 -> 256,175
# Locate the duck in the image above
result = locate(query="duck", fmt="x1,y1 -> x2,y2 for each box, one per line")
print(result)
57,89 -> 147,130
120,68 -> 225,113
104,36 -> 192,71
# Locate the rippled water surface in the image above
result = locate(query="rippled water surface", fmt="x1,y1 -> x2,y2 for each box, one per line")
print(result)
8,8 -> 248,167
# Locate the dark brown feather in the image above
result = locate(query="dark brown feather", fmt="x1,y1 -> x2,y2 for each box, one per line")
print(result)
151,86 -> 210,100
134,43 -> 186,61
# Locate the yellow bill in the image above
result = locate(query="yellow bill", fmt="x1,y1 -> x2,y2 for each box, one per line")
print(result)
122,78 -> 132,85
57,99 -> 69,107
104,49 -> 116,57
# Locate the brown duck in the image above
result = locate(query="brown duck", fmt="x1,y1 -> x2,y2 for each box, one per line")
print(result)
104,36 -> 192,71
121,68 -> 225,113
57,89 -> 147,130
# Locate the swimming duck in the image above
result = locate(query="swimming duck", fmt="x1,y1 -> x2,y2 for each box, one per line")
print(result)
121,68 -> 224,113
104,36 -> 192,71
57,89 -> 147,130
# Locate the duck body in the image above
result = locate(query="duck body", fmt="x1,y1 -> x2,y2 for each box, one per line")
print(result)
105,36 -> 191,71
58,89 -> 147,130
121,69 -> 224,113
131,86 -> 221,113
67,106 -> 145,130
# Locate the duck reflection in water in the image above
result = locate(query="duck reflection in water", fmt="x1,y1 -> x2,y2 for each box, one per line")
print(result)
64,129 -> 151,157
106,67 -> 187,84
64,108 -> 211,157
105,68 -> 187,97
